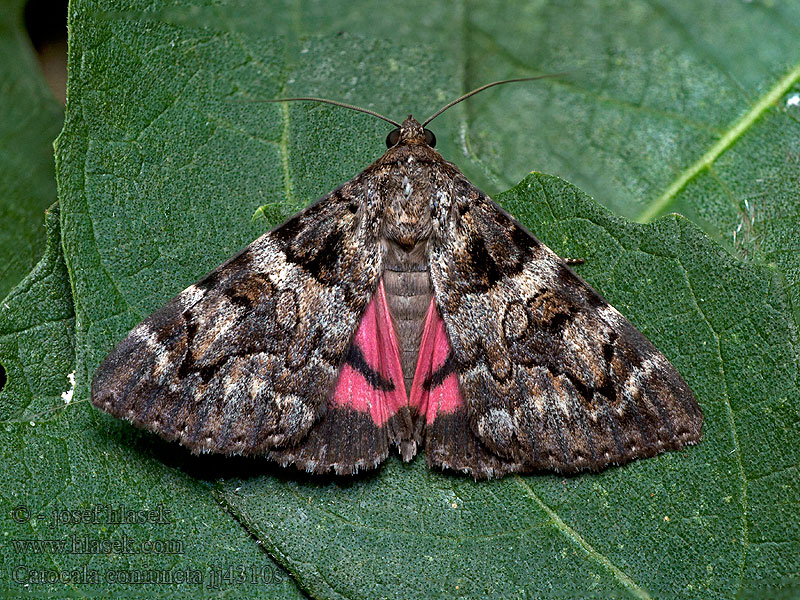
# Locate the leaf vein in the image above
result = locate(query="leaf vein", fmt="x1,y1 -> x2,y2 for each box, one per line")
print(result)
675,241 -> 749,597
638,61 -> 800,222
513,476 -> 653,600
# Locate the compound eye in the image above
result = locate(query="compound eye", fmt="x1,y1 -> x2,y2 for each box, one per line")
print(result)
386,129 -> 401,147
424,128 -> 436,147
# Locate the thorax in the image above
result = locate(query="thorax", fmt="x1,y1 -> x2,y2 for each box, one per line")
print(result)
377,155 -> 444,392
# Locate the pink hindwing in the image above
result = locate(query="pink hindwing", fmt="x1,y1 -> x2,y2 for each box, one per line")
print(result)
409,298 -> 464,424
332,280 -> 408,425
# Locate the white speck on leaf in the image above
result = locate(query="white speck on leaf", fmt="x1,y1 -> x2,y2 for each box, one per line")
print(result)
62,371 -> 76,404
787,94 -> 800,107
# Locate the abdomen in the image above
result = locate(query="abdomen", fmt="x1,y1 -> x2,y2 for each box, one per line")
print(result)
382,241 -> 432,396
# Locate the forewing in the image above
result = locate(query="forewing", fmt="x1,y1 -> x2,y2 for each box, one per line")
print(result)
91,175 -> 384,459
428,176 -> 703,475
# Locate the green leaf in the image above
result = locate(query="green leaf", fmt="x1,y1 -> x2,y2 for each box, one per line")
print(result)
654,84 -> 800,326
465,3 -> 800,332
44,1 -> 800,598
0,206 -> 74,422
0,0 -> 64,298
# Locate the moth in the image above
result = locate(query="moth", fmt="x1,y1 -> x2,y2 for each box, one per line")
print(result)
91,78 -> 703,479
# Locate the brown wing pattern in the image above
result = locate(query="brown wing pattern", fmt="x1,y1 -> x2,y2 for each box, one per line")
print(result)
427,175 -> 703,475
91,174 -> 385,460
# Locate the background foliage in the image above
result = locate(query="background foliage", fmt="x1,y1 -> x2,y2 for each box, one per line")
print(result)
1,1 -> 798,598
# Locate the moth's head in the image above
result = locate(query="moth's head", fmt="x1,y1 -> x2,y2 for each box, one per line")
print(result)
385,116 -> 436,148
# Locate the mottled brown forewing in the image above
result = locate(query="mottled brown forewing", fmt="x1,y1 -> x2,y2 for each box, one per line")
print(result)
91,116 -> 702,478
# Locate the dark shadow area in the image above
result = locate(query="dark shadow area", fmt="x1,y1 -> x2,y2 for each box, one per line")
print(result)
0,363 -> 6,393
99,415 -> 385,490
178,445 -> 385,490
24,0 -> 68,104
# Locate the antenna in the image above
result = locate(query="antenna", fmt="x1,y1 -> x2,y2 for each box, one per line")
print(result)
422,74 -> 565,126
245,74 -> 564,129
258,97 -> 401,127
